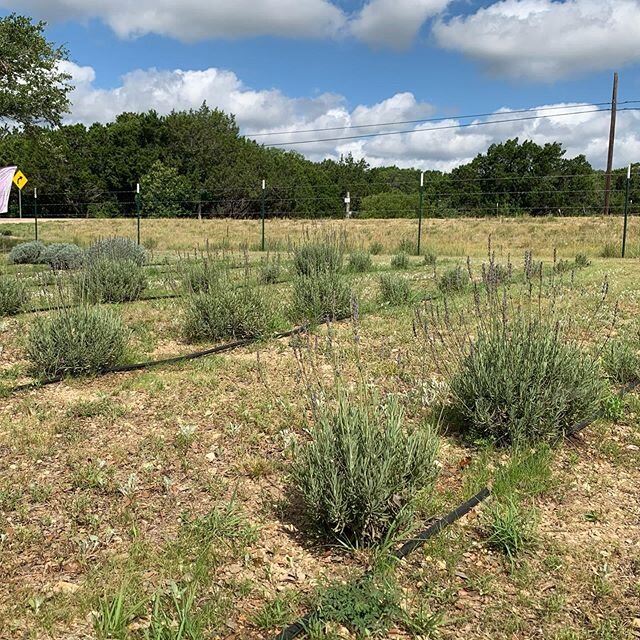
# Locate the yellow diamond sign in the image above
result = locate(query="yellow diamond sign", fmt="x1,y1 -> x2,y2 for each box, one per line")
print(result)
13,170 -> 28,190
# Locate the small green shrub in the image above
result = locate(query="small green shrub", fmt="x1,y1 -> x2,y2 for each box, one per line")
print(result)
437,265 -> 469,293
601,393 -> 624,421
390,252 -> 409,269
292,234 -> 343,277
396,238 -> 414,254
369,241 -> 383,256
26,306 -> 129,377
8,241 -> 45,265
378,274 -> 412,306
601,339 -> 640,384
291,388 -> 439,546
0,275 -> 29,316
348,250 -> 372,273
258,255 -> 282,284
450,316 -> 605,445
76,258 -> 147,303
41,243 -> 84,270
601,242 -> 619,258
290,271 -> 352,324
86,237 -> 146,266
184,283 -> 276,342
575,253 -> 591,268
553,258 -> 573,274
422,250 -> 437,266
179,258 -> 223,294
485,498 -> 537,561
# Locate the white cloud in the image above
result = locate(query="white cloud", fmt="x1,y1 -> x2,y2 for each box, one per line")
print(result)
61,61 -> 640,170
0,0 -> 347,40
433,0 -> 640,81
350,0 -> 451,49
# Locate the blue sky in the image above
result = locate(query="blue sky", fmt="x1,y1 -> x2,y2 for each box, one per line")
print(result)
1,0 -> 639,169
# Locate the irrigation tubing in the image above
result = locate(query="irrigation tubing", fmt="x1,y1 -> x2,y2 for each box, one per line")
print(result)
20,294 -> 180,315
271,377 -> 640,640
5,327 -> 304,395
272,487 -> 491,640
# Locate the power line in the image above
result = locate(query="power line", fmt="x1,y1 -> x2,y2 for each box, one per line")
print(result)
262,107 -> 640,147
246,101 -> 623,137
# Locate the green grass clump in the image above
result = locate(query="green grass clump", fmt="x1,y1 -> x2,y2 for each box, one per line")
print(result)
86,237 -> 147,266
390,251 -> 409,269
41,243 -> 84,270
437,265 -> 469,293
348,250 -> 372,273
450,315 -> 605,445
553,258 -> 573,274
292,234 -> 344,277
575,253 -> 591,268
484,498 -> 537,561
291,387 -> 439,546
601,338 -> 640,384
8,240 -> 45,265
422,249 -> 437,266
601,242 -> 619,258
184,282 -> 276,342
179,257 -> 223,294
258,254 -> 282,284
76,257 -> 147,303
369,241 -> 383,256
26,306 -> 129,377
378,273 -> 412,306
0,275 -> 29,316
291,271 -> 352,324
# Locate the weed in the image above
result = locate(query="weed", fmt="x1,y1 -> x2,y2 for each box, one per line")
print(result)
422,249 -> 437,266
258,254 -> 282,284
66,396 -> 125,420
390,251 -> 409,269
484,498 -> 537,561
600,242 -> 619,258
369,241 -> 383,255
553,258 -> 573,274
251,594 -> 296,630
437,265 -> 469,293
601,393 -> 624,421
94,582 -> 145,639
71,459 -> 115,491
575,253 -> 591,268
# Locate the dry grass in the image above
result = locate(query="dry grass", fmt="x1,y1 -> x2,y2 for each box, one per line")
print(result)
2,215 -> 640,257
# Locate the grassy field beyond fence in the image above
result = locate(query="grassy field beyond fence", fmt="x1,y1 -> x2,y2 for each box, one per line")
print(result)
1,215 -> 639,257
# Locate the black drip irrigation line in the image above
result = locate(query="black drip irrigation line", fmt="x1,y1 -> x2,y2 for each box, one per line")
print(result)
567,378 -> 640,437
20,294 -> 181,315
273,488 -> 491,640
6,327 -> 305,395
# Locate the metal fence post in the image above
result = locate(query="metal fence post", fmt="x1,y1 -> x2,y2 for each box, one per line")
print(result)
34,188 -> 38,241
261,179 -> 266,251
622,164 -> 631,257
417,172 -> 424,255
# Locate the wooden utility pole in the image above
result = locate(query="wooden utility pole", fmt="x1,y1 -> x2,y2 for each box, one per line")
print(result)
603,72 -> 618,216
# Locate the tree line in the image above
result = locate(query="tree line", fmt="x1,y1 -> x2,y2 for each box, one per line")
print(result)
0,14 -> 635,220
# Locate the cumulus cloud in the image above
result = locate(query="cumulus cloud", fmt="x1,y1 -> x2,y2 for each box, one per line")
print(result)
350,0 -> 451,49
61,61 -> 640,170
0,0 -> 347,40
433,0 -> 640,81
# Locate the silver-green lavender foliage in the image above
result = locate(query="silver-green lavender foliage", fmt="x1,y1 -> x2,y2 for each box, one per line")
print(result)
378,273 -> 412,306
184,281 -> 277,342
601,338 -> 640,384
348,251 -> 372,273
86,237 -> 147,266
27,306 -> 129,377
291,270 -> 352,324
8,241 -> 45,265
75,257 -> 147,303
0,275 -> 29,315
292,389 -> 439,546
41,243 -> 84,270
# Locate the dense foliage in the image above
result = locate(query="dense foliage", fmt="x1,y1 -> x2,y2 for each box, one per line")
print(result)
1,104 -> 633,219
292,388 -> 439,546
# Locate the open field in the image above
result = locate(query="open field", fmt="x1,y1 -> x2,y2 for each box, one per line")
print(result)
1,215 -> 640,257
1,227 -> 640,640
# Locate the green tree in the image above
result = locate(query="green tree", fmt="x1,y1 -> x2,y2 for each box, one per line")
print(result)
0,14 -> 72,137
140,160 -> 191,217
